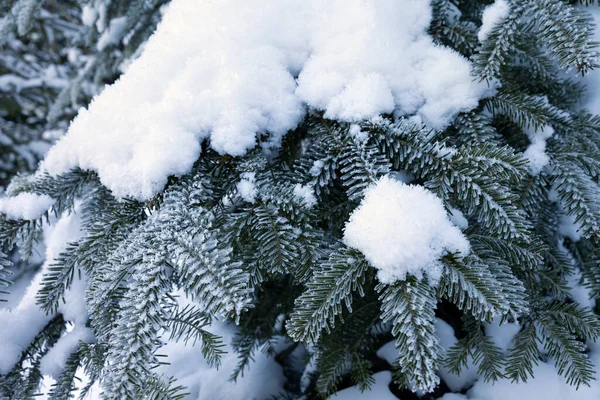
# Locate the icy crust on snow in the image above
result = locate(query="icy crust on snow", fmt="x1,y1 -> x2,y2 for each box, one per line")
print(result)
343,176 -> 470,284
0,192 -> 55,220
42,0 -> 490,201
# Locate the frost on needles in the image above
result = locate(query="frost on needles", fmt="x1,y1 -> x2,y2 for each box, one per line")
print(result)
2,0 -> 600,399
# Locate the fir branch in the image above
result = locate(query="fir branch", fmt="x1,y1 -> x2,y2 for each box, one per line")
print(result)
287,246 -> 371,345
378,277 -> 442,393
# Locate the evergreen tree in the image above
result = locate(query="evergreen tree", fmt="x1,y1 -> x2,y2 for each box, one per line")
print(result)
1,0 -> 600,399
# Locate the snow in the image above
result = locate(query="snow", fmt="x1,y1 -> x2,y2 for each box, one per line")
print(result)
567,269 -> 595,309
549,187 -> 584,241
449,207 -> 469,230
96,17 -> 127,51
485,318 -> 520,353
583,7 -> 600,116
440,394 -> 469,400
295,0 -> 491,128
236,172 -> 258,203
523,124 -> 554,175
309,160 -> 325,177
478,0 -> 511,42
343,176 -> 470,284
0,192 -> 55,221
158,318 -> 286,399
377,340 -> 397,366
328,371 -> 397,400
39,325 -> 95,379
435,318 -> 478,391
81,5 -> 98,27
349,124 -> 369,143
41,0 -> 490,201
0,210 -> 82,374
467,360 -> 600,400
293,183 -> 317,207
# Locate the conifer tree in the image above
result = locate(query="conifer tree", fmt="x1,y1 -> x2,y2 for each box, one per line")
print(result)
1,0 -> 600,399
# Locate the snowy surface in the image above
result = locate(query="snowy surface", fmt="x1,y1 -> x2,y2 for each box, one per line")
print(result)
41,0 -> 490,200
435,319 -> 478,392
484,318 -> 520,354
583,7 -> 600,115
158,320 -> 286,399
328,371 -> 397,400
467,356 -> 600,400
478,0 -> 510,42
0,192 -> 55,221
343,176 -> 470,284
0,210 -> 82,374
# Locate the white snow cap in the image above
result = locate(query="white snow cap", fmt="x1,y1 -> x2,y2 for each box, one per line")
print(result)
0,192 -> 55,221
343,176 -> 470,284
478,0 -> 511,42
41,0 -> 491,201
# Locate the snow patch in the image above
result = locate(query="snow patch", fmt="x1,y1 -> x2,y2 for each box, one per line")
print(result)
478,0 -> 511,42
468,360 -> 600,400
96,17 -> 127,51
158,307 -> 286,399
81,5 -> 98,27
449,207 -> 469,230
41,0 -> 490,201
293,183 -> 317,208
436,318 -> 478,391
343,176 -> 470,284
328,371 -> 397,399
485,318 -> 520,354
39,325 -> 95,379
0,210 -> 82,374
236,172 -> 258,204
523,124 -> 554,175
0,192 -> 55,221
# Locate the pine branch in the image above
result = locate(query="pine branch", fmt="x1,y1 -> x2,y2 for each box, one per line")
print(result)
166,304 -> 225,368
287,246 -> 371,345
378,277 -> 442,393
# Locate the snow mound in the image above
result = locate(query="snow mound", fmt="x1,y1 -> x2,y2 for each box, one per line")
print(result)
0,192 -> 55,221
41,0 -> 490,200
343,176 -> 470,284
